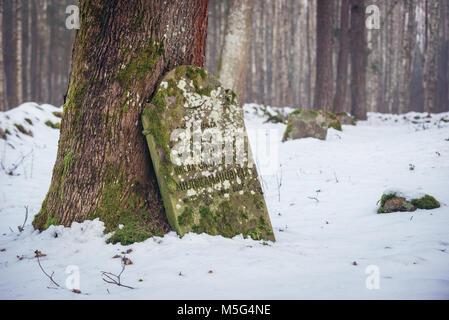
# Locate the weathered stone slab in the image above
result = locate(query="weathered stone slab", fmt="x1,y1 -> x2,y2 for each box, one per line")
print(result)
141,65 -> 275,241
282,109 -> 342,142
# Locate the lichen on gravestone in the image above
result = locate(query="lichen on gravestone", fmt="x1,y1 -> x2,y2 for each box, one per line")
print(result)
141,65 -> 275,241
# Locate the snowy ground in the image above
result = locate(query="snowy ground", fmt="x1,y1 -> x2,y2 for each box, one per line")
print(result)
1,102 -> 449,299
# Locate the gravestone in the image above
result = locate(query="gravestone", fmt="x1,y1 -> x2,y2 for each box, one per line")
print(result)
142,65 -> 275,241
282,109 -> 342,142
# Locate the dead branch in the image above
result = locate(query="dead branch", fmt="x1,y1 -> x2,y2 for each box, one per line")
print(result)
101,257 -> 134,289
35,251 -> 60,288
18,205 -> 28,232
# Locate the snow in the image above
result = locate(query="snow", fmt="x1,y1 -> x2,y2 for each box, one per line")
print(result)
1,102 -> 449,299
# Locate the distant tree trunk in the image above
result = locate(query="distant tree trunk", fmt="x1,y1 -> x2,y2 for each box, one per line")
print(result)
16,0 -> 23,105
313,0 -> 334,110
333,0 -> 350,113
30,0 -> 38,100
350,0 -> 367,120
0,1 -> 8,111
306,1 -> 312,108
3,0 -> 19,108
399,0 -> 415,114
217,0 -> 253,106
423,0 -> 439,113
33,0 -> 209,243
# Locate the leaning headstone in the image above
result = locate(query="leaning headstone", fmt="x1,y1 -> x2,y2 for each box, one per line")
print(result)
336,112 -> 356,126
282,109 -> 342,142
142,65 -> 275,241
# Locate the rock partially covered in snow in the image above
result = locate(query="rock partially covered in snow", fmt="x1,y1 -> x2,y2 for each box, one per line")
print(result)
282,109 -> 342,142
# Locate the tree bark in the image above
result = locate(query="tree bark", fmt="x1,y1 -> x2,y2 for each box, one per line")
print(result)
423,0 -> 439,113
350,0 -> 367,120
33,0 -> 209,244
333,0 -> 350,113
313,0 -> 334,111
3,0 -> 19,108
217,0 -> 253,106
0,1 -> 8,111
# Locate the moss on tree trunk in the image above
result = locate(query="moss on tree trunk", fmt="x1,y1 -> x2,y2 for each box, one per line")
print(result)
32,0 -> 209,245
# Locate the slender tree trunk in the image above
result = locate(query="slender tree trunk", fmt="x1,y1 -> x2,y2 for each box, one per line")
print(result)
313,0 -> 334,110
3,0 -> 19,108
217,0 -> 253,106
399,0 -> 415,113
0,1 -> 8,111
350,0 -> 367,120
306,1 -> 312,108
33,0 -> 209,243
16,0 -> 23,105
423,0 -> 439,113
333,0 -> 350,113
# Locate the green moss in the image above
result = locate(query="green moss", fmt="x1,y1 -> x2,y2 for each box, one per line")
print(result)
45,120 -> 61,129
44,217 -> 58,230
14,123 -> 33,136
378,193 -> 397,208
53,111 -> 62,118
282,121 -> 292,142
116,40 -> 164,92
86,164 -> 165,245
25,118 -> 33,125
178,207 -> 194,226
411,195 -> 440,210
244,217 -> 273,241
5,129 -> 11,135
152,90 -> 166,112
328,120 -> 342,131
107,222 -> 154,246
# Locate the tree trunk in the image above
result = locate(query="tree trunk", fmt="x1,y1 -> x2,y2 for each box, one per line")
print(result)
33,0 -> 209,244
333,0 -> 350,113
350,0 -> 367,120
423,0 -> 439,113
0,1 -> 8,111
3,0 -> 19,108
313,0 -> 334,110
216,0 -> 253,106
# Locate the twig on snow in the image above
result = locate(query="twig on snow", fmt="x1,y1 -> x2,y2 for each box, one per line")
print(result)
101,256 -> 134,289
35,250 -> 60,288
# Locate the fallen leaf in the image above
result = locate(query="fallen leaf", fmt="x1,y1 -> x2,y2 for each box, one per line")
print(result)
112,254 -> 121,259
34,250 -> 46,258
126,249 -> 133,254
16,255 -> 23,261
17,226 -> 24,232
123,258 -> 133,265
352,261 -> 358,266
208,270 -> 213,274
0,248 -> 6,252
72,289 -> 81,294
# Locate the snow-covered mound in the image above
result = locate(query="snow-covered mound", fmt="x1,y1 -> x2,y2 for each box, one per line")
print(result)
0,103 -> 448,299
0,103 -> 61,234
365,111 -> 449,130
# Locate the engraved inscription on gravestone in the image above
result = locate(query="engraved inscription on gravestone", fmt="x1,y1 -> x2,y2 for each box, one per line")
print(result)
142,66 -> 275,241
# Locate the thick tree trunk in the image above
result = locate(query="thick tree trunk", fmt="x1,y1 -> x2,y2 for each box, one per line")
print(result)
217,0 -> 253,106
313,0 -> 334,111
333,0 -> 350,113
33,0 -> 209,244
350,0 -> 367,120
